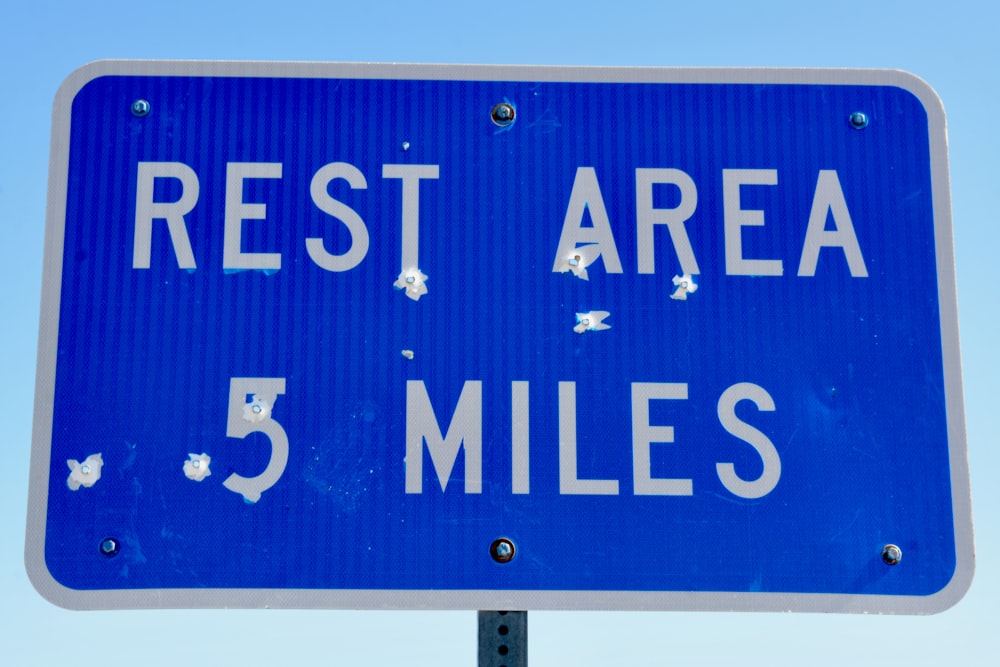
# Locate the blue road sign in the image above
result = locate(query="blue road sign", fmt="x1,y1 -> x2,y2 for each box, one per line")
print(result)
27,62 -> 973,612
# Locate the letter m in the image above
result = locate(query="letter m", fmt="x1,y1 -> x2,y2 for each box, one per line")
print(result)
405,381 -> 482,494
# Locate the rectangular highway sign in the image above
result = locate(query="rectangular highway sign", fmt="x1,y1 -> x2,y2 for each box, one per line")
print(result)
27,61 -> 973,612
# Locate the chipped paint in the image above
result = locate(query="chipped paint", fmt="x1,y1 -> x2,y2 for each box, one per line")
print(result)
574,310 -> 611,334
183,452 -> 212,481
670,274 -> 698,300
394,268 -> 428,300
556,244 -> 600,280
66,453 -> 103,490
242,395 -> 271,423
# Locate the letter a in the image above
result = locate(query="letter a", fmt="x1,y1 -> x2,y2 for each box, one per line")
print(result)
797,170 -> 868,277
551,167 -> 623,279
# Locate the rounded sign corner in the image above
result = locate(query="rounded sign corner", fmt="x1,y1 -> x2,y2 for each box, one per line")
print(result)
922,549 -> 976,615
881,68 -> 948,127
54,61 -> 125,111
24,548 -> 89,611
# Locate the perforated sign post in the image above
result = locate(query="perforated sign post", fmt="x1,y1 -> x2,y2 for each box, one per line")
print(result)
27,62 -> 973,613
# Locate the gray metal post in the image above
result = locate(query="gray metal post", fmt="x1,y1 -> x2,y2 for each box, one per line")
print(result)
477,611 -> 527,667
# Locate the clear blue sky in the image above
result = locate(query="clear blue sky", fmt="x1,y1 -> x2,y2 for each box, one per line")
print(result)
1,1 -> 996,664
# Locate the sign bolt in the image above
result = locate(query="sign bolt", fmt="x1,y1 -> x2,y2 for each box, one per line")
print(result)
490,537 -> 516,563
491,102 -> 516,127
131,99 -> 151,117
100,537 -> 120,558
849,111 -> 869,130
881,543 -> 902,566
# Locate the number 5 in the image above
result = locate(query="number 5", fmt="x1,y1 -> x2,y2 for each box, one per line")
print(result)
223,377 -> 289,503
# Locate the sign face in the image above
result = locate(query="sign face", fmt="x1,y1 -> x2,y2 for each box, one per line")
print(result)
27,61 -> 973,613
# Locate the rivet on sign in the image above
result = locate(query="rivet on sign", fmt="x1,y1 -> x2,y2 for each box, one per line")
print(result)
81,465 -> 91,475
849,111 -> 869,130
131,99 -> 151,117
882,543 -> 902,566
490,102 -> 516,127
401,141 -> 411,151
490,537 -> 516,563
100,538 -> 120,558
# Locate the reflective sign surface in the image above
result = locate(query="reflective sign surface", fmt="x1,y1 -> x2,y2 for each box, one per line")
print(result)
27,62 -> 973,612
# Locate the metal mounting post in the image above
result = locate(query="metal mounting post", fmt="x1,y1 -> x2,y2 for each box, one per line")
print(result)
478,610 -> 527,667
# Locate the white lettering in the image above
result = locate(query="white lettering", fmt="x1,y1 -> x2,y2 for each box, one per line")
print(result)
551,167 -> 624,276
222,377 -> 289,504
723,169 -> 782,276
382,164 -> 439,273
223,162 -> 283,271
558,381 -> 620,495
635,169 -> 700,275
133,162 -> 199,269
631,382 -> 694,495
797,170 -> 869,277
716,383 -> 781,499
405,380 -> 482,494
512,381 -> 530,495
307,162 -> 370,272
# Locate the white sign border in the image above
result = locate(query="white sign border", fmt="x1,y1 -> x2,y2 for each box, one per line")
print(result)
26,60 -> 974,613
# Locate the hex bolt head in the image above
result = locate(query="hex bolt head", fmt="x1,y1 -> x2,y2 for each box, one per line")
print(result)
882,543 -> 902,566
131,99 -> 151,117
490,102 -> 516,127
100,537 -> 120,558
490,537 -> 516,563
849,111 -> 869,130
